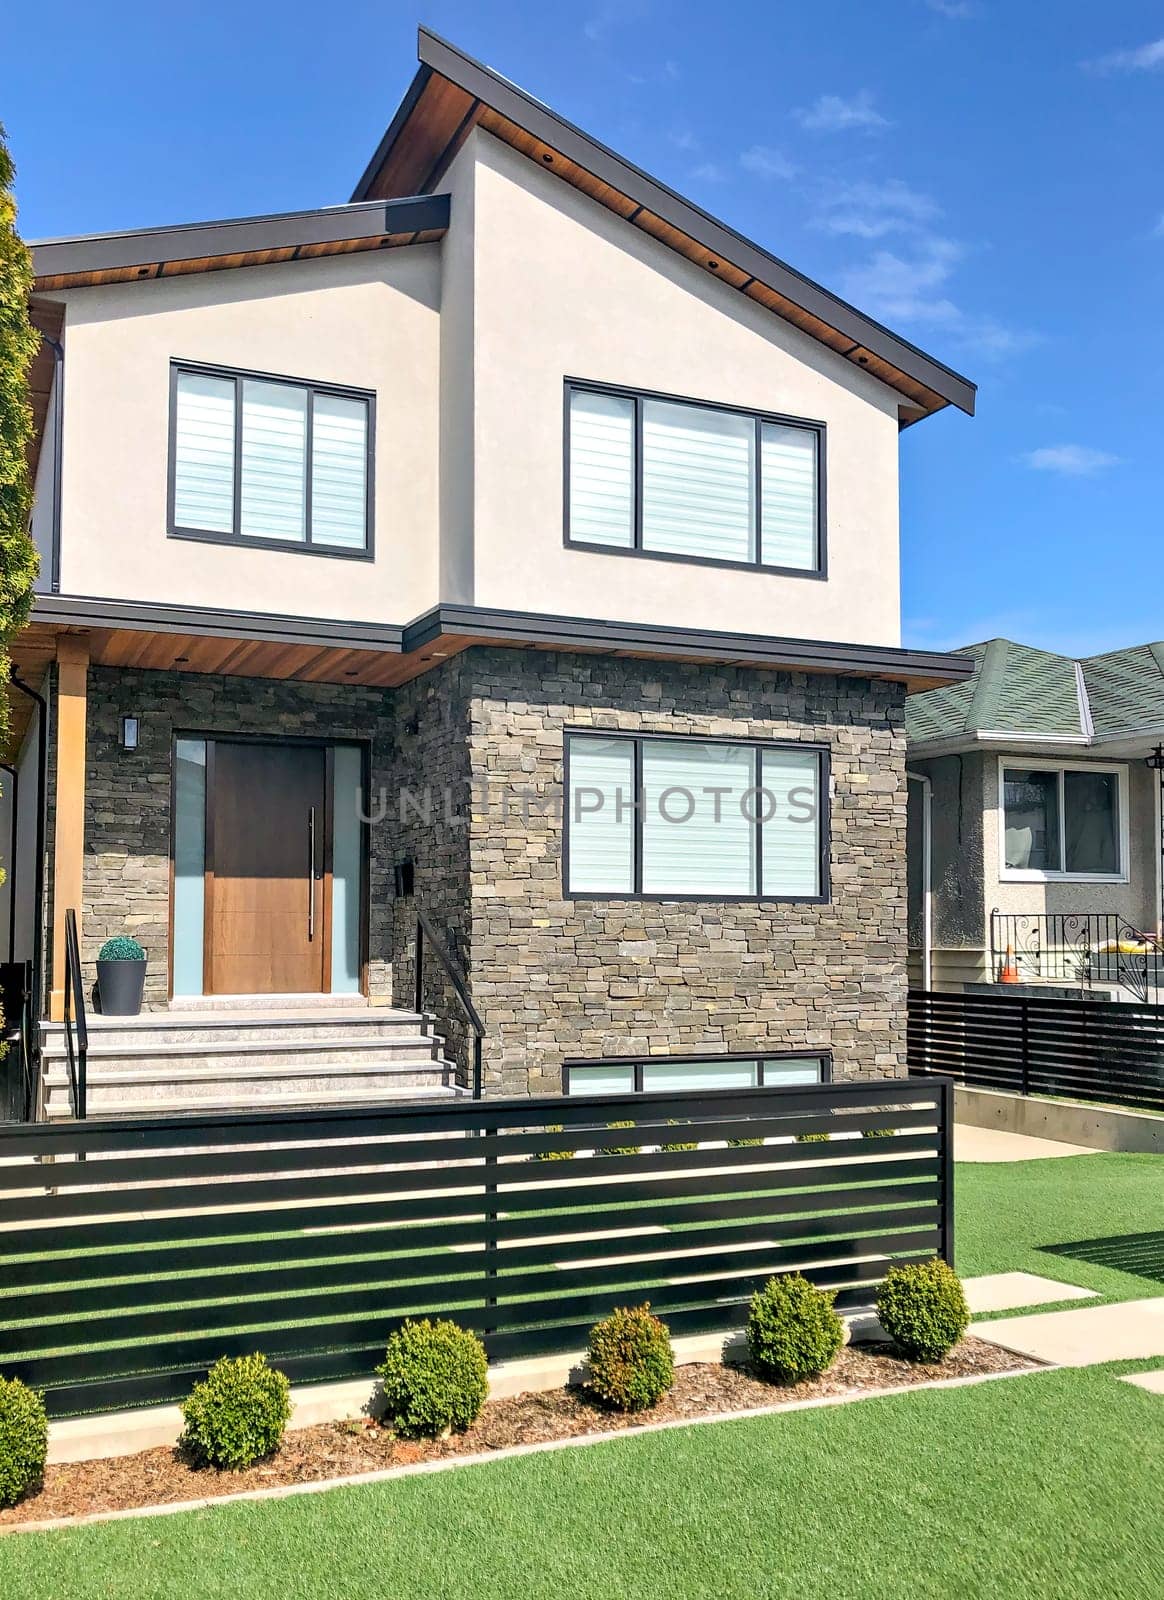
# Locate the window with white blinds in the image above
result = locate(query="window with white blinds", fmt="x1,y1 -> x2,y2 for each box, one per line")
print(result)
565,1055 -> 826,1093
171,366 -> 372,554
566,383 -> 821,572
565,732 -> 826,900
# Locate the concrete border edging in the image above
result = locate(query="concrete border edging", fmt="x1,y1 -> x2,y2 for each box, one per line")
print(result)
10,1363 -> 1050,1538
956,1085 -> 1163,1155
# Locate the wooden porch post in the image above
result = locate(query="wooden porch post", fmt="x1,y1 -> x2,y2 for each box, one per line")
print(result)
50,634 -> 89,1022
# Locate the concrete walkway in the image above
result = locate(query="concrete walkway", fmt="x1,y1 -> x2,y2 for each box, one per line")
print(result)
974,1297 -> 1164,1366
962,1271 -> 1096,1315
955,1123 -> 1098,1162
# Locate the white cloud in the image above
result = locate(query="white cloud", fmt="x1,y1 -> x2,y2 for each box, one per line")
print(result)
739,145 -> 797,181
1022,445 -> 1122,476
814,178 -> 940,239
1085,36 -> 1164,73
839,238 -> 1039,360
668,128 -> 700,153
925,0 -> 979,17
690,161 -> 728,183
794,90 -> 890,133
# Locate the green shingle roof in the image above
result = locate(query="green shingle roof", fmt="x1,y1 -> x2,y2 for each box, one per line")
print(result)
907,637 -> 1164,747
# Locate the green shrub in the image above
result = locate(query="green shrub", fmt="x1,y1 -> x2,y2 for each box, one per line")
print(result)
533,1123 -> 574,1161
747,1274 -> 844,1384
727,1134 -> 764,1148
378,1319 -> 488,1438
180,1354 -> 290,1470
796,1131 -> 830,1144
97,935 -> 145,962
877,1259 -> 969,1363
586,1304 -> 674,1412
0,1377 -> 47,1508
661,1120 -> 698,1152
603,1119 -> 641,1156
862,1126 -> 895,1139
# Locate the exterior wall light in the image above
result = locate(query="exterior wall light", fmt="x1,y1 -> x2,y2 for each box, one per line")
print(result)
120,716 -> 139,751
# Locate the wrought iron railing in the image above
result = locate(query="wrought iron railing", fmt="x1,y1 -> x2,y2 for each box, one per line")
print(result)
62,909 -> 89,1120
990,909 -> 1164,1005
414,910 -> 485,1099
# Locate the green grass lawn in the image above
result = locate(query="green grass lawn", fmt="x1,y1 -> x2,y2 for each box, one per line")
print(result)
956,1151 -> 1164,1306
4,1363 -> 1163,1599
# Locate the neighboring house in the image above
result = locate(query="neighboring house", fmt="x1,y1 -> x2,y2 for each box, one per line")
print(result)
1,28 -> 975,1115
907,637 -> 1164,995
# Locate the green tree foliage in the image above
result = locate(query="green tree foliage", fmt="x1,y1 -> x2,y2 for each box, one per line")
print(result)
0,122 -> 40,752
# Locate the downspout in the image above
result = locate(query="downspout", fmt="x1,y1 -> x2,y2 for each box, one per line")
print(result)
906,770 -> 933,991
38,332 -> 64,594
10,678 -> 48,1019
0,762 -> 16,960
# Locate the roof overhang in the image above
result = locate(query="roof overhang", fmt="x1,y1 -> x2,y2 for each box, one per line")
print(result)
9,595 -> 974,753
353,28 -> 976,428
30,194 -> 450,293
909,729 -> 1164,761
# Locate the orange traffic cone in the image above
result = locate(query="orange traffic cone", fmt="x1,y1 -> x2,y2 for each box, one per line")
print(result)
999,943 -> 1020,984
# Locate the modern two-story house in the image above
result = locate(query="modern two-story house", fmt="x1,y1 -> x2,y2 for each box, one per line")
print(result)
2,28 -> 975,1116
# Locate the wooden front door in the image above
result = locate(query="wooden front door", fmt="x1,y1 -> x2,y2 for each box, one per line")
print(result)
205,742 -> 328,995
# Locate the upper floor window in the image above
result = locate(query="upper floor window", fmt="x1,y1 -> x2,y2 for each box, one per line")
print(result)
170,363 -> 374,557
565,381 -> 823,575
564,730 -> 828,901
1000,760 -> 1126,880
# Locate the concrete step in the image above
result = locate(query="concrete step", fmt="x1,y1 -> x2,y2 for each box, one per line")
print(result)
43,1063 -> 459,1110
167,992 -> 374,1012
42,1035 -> 443,1070
41,1008 -> 435,1054
42,1081 -> 465,1120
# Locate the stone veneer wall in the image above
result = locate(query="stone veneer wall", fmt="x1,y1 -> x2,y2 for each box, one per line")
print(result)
79,667 -> 399,1010
459,649 -> 909,1096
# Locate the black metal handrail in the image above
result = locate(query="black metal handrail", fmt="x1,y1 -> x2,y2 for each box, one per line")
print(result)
62,910 -> 88,1120
990,908 -> 1164,1005
413,910 -> 485,1099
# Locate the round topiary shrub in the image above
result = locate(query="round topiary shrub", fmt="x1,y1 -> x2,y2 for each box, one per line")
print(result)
377,1318 -> 488,1438
877,1259 -> 969,1363
533,1124 -> 575,1161
747,1274 -> 844,1384
862,1127 -> 895,1139
587,1304 -> 674,1412
795,1131 -> 830,1144
180,1354 -> 291,1470
97,935 -> 145,962
661,1120 -> 698,1153
603,1120 -> 642,1156
0,1377 -> 48,1508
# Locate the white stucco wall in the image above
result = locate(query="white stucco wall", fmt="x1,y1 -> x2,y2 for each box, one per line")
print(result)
52,246 -> 442,623
458,130 -> 903,643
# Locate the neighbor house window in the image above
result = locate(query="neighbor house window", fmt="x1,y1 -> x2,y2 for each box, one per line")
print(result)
563,1055 -> 829,1093
566,383 -> 823,573
564,731 -> 827,900
170,364 -> 373,555
1001,762 -> 1124,879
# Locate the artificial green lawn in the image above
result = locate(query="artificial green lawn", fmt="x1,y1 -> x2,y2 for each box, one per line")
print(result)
956,1151 -> 1164,1307
3,1363 -> 1162,1599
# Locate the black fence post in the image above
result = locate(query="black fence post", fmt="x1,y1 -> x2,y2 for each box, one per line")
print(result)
1020,998 -> 1030,1096
483,1124 -> 498,1339
939,1076 -> 956,1269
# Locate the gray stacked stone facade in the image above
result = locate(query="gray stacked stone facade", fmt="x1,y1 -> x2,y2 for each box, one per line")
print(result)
64,648 -> 908,1092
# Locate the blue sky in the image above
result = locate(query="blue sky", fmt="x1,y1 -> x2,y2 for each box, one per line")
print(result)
3,1 -> 1162,657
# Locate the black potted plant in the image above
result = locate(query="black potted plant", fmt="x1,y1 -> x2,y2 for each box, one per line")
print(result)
95,936 -> 147,1016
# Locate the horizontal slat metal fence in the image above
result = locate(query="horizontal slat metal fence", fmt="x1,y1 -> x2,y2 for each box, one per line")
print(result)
908,988 -> 1164,1112
0,1079 -> 952,1418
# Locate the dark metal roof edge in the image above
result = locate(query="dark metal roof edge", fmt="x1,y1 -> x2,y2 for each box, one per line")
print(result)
33,593 -> 974,683
353,27 -> 976,416
350,64 -> 436,205
31,194 -> 450,282
409,603 -> 976,683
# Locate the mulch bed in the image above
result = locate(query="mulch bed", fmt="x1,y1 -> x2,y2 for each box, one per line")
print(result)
0,1339 -> 1033,1528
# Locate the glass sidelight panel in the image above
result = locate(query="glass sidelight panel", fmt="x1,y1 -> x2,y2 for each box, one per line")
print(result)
172,738 -> 207,996
331,745 -> 363,994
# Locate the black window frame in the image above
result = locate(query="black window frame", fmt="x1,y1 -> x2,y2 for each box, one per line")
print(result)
563,377 -> 826,579
168,359 -> 376,562
562,1049 -> 833,1094
562,727 -> 831,905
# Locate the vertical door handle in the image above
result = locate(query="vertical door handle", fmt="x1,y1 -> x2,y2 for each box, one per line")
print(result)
308,806 -> 316,941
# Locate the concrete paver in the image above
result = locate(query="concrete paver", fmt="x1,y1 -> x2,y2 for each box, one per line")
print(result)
973,1297 -> 1164,1365
1119,1370 -> 1164,1395
962,1271 -> 1097,1314
955,1123 -> 1098,1162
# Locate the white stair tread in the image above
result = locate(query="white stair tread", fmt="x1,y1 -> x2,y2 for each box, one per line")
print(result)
42,1034 -> 440,1060
43,1007 -> 425,1034
44,1085 -> 463,1117
44,1058 -> 455,1086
